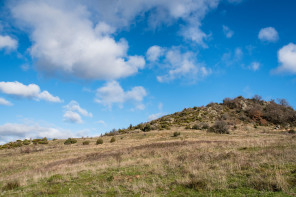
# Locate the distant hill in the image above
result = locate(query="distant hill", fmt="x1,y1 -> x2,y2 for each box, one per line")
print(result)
105,96 -> 296,136
1,96 -> 296,196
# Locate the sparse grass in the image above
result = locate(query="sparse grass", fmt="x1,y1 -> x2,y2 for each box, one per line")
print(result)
0,126 -> 295,196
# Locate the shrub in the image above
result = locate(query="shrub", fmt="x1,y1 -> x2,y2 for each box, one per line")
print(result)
110,137 -> 116,143
64,138 -> 77,145
83,141 -> 90,145
38,137 -> 49,144
2,180 -> 19,191
173,132 -> 181,137
141,124 -> 151,132
96,138 -> 104,145
192,124 -> 200,130
264,101 -> 296,125
20,146 -> 31,154
23,139 -> 30,145
201,123 -> 209,130
208,121 -> 229,134
185,125 -> 191,130
32,139 -> 41,145
288,129 -> 295,134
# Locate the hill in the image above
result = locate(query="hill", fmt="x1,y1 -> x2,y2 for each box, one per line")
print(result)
0,96 -> 296,196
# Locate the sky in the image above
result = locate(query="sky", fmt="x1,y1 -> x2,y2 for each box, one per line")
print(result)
0,0 -> 296,144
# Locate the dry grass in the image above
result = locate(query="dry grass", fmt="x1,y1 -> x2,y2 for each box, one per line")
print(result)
0,126 -> 296,196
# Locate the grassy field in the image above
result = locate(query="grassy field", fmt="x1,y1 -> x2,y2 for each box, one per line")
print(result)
0,125 -> 296,196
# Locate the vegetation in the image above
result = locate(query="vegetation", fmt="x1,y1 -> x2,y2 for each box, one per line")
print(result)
0,96 -> 295,196
96,138 -> 103,145
64,138 -> 77,145
110,137 -> 116,143
208,120 -> 230,134
82,141 -> 90,145
173,131 -> 181,137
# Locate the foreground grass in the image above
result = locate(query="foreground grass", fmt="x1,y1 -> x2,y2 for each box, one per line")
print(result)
0,126 -> 296,196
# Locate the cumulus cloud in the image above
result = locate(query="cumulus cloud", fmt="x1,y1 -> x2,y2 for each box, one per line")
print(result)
0,35 -> 18,50
146,45 -> 165,62
0,123 -> 72,144
10,0 -> 145,80
90,0 -> 220,46
8,0 -> 235,81
223,25 -> 234,38
274,43 -> 296,74
63,100 -> 92,123
0,97 -> 13,106
0,81 -> 62,103
147,46 -> 210,83
63,111 -> 82,124
258,27 -> 279,42
95,81 -> 147,109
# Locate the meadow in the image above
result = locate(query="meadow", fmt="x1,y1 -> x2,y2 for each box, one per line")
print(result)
0,125 -> 295,196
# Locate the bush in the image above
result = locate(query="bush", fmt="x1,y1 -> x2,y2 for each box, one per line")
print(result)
64,138 -> 77,145
208,121 -> 229,134
2,180 -> 19,191
23,139 -> 30,145
201,123 -> 209,130
185,125 -> 191,130
192,124 -> 200,130
288,129 -> 295,134
83,141 -> 90,145
264,101 -> 296,125
173,132 -> 181,137
110,137 -> 116,143
32,139 -> 41,145
96,138 -> 104,145
141,124 -> 151,132
38,137 -> 49,144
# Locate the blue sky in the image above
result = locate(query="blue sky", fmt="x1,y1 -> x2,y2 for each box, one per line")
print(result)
0,0 -> 296,144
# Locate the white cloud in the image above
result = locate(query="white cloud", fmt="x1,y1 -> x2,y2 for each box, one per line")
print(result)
223,25 -> 234,38
146,45 -> 165,62
249,62 -> 260,71
148,113 -> 163,121
63,100 -> 92,123
91,0 -> 220,46
10,0 -> 145,80
37,91 -> 63,103
63,111 -> 82,124
95,81 -> 147,109
0,123 -> 72,144
274,43 -> 296,74
0,98 -> 13,106
0,35 -> 18,50
148,47 -> 210,83
0,81 -> 62,103
258,27 -> 279,42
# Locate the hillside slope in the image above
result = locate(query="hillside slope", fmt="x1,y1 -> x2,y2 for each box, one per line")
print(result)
0,96 -> 296,196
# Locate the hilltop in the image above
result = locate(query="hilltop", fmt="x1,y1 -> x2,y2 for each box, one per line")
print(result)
105,95 -> 296,135
0,96 -> 296,196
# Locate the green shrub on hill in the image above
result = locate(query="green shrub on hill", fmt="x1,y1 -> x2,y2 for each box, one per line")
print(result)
96,138 -> 103,145
64,138 -> 77,145
110,137 -> 116,143
208,121 -> 229,134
